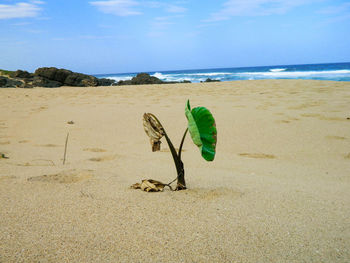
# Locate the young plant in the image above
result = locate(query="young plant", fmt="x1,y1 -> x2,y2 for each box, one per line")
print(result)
140,100 -> 217,191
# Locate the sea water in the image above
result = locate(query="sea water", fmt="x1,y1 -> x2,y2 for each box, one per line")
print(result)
96,62 -> 350,83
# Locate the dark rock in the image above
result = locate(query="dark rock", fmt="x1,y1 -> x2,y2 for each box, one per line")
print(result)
2,67 -> 194,88
201,78 -> 220,83
20,78 -> 34,88
114,73 -> 192,86
64,73 -> 98,87
97,78 -> 115,86
0,76 -> 7,87
11,70 -> 33,79
32,76 -> 62,88
113,73 -> 164,85
114,80 -> 132,86
34,67 -> 72,83
34,67 -> 99,87
113,73 -> 162,86
0,76 -> 23,88
130,73 -> 163,85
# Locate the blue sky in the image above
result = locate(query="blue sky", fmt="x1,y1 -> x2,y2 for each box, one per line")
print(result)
1,0 -> 350,74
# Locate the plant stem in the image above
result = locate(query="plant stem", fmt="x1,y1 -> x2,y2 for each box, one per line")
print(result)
178,128 -> 188,161
148,113 -> 187,190
163,132 -> 185,186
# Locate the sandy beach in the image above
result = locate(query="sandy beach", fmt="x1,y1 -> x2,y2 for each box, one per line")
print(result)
0,79 -> 349,262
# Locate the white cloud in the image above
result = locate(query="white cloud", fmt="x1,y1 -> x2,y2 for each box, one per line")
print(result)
166,5 -> 187,13
145,1 -> 187,13
317,2 -> 350,15
11,21 -> 32,26
0,1 -> 43,19
31,1 -> 45,4
90,1 -> 187,17
207,0 -> 313,21
90,0 -> 141,16
316,2 -> 350,24
152,16 -> 175,29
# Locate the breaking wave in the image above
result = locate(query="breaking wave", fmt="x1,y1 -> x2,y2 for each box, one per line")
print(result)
269,68 -> 286,72
96,63 -> 350,83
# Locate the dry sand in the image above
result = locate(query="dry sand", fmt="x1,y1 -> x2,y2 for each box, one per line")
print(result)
0,80 -> 349,262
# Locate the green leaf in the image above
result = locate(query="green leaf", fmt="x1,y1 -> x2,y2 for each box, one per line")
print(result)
185,100 -> 217,161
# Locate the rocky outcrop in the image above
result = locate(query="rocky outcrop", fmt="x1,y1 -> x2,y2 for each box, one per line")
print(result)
0,68 -> 191,88
64,72 -> 98,87
0,76 -> 7,87
34,67 -> 100,87
0,76 -> 23,88
130,73 -> 164,85
201,78 -> 221,83
97,78 -> 116,86
32,76 -> 62,88
11,70 -> 33,79
114,73 -> 191,86
34,67 -> 71,83
1,67 -> 112,88
115,73 -> 164,85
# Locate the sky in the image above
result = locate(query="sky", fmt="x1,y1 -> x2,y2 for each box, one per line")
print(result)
0,0 -> 350,74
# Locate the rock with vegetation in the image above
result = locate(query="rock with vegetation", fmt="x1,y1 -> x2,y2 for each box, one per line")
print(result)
11,70 -> 33,79
0,69 -> 14,77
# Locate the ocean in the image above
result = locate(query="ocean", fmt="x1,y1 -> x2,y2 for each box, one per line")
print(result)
96,62 -> 350,83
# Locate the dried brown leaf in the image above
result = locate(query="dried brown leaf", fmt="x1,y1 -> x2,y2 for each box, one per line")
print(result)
131,179 -> 166,192
130,183 -> 141,189
143,113 -> 164,152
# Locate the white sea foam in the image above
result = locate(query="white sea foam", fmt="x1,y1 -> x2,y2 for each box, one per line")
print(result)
106,76 -> 133,82
183,72 -> 232,76
103,68 -> 350,83
153,72 -> 231,78
238,69 -> 350,77
152,72 -> 166,79
269,68 -> 286,72
152,72 -> 195,82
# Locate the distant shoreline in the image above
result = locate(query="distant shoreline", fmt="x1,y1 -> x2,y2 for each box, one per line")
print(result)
2,62 -> 350,89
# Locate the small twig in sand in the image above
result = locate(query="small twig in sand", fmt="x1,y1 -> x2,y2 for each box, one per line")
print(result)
63,132 -> 69,165
166,177 -> 177,187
